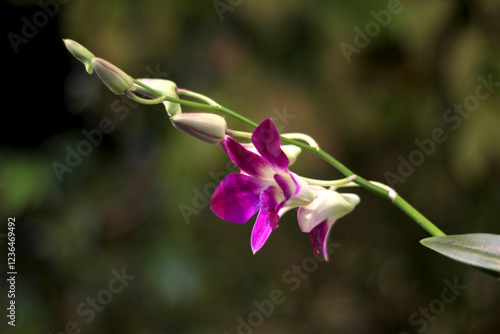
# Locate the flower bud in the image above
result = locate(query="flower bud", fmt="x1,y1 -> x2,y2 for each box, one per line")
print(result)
63,39 -> 95,74
135,79 -> 181,116
91,58 -> 135,95
171,113 -> 227,144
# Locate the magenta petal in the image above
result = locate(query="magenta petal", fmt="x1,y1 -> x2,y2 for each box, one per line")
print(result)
289,172 -> 301,197
260,186 -> 280,211
220,136 -> 230,153
251,209 -> 273,253
260,186 -> 282,229
274,173 -> 294,200
252,119 -> 289,171
224,137 -> 273,178
310,229 -> 320,254
311,221 -> 332,261
210,173 -> 265,223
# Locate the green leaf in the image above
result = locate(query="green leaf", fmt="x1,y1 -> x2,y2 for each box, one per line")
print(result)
420,234 -> 500,279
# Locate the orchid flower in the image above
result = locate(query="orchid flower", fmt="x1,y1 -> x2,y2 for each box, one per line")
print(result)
297,186 -> 360,260
210,119 -> 317,253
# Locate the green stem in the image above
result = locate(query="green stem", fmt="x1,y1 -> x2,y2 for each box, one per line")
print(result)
301,176 -> 354,187
177,88 -> 218,106
226,129 -> 252,139
128,91 -> 165,105
393,196 -> 446,237
131,80 -> 446,237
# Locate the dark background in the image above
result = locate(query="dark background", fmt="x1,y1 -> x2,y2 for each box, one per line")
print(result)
1,0 -> 500,333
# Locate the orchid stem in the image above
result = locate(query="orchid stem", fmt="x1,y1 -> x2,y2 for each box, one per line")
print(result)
131,80 -> 446,237
128,91 -> 165,105
176,88 -> 219,106
225,129 -> 252,139
301,177 -> 354,187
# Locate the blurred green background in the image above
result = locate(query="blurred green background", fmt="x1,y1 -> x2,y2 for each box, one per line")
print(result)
2,0 -> 500,333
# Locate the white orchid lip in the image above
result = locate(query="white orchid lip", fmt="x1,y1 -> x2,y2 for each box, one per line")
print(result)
298,188 -> 359,232
297,187 -> 360,261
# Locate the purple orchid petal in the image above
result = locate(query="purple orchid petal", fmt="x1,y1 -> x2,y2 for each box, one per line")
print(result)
274,173 -> 295,200
289,172 -> 301,197
310,220 -> 333,261
260,186 -> 283,229
310,225 -> 321,254
210,173 -> 266,223
251,208 -> 273,253
252,119 -> 289,171
223,136 -> 273,178
317,220 -> 333,261
260,186 -> 280,211
220,136 -> 230,153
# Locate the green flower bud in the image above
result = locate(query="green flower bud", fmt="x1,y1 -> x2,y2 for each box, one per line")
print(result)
63,39 -> 96,74
171,113 -> 227,144
135,79 -> 181,116
91,58 -> 135,95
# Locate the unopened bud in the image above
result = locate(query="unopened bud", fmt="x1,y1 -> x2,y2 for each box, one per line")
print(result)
171,113 -> 227,144
91,58 -> 135,95
63,39 -> 95,74
136,79 -> 181,116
